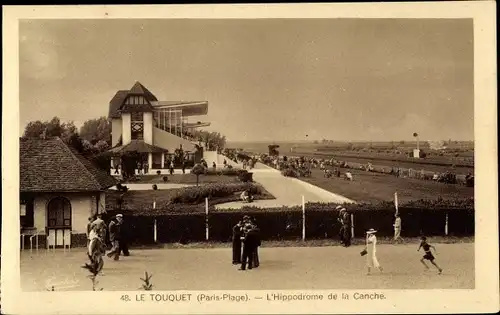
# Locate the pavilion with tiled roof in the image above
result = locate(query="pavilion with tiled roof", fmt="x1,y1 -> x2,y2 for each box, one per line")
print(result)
20,137 -> 118,248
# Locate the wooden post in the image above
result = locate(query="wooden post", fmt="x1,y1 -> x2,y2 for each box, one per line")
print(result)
351,213 -> 355,238
302,195 -> 306,241
153,219 -> 157,243
445,213 -> 449,236
153,200 -> 157,243
205,197 -> 209,241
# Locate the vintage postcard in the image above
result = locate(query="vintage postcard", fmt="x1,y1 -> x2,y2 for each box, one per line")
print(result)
2,2 -> 498,314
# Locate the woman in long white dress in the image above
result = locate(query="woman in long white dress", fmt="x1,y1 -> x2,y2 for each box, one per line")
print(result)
365,229 -> 383,275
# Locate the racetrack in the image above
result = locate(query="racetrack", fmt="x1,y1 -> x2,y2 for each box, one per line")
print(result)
21,243 -> 474,291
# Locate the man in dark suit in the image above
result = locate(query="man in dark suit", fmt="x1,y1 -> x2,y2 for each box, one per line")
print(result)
342,210 -> 351,247
239,223 -> 258,271
232,221 -> 243,264
107,214 -> 123,261
251,217 -> 261,268
119,216 -> 130,256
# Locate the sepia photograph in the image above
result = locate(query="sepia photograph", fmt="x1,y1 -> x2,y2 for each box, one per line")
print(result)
2,3 -> 498,315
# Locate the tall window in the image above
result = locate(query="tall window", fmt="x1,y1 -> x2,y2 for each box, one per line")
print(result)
131,112 -> 144,140
20,198 -> 34,228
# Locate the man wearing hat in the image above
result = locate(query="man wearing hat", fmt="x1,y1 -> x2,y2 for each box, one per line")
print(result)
107,214 -> 123,261
239,222 -> 258,271
337,207 -> 346,245
232,220 -> 243,265
364,228 -> 383,275
341,209 -> 351,247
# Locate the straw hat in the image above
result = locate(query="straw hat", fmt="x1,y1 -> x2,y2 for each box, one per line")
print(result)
335,205 -> 342,210
366,228 -> 377,234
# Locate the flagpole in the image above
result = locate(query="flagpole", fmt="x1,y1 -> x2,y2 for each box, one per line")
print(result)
153,198 -> 157,243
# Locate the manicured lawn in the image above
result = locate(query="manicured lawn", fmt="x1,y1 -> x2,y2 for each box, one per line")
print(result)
302,168 -> 474,204
124,174 -> 240,185
105,182 -> 275,214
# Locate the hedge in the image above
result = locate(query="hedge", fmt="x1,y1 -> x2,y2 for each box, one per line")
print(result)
169,183 -> 266,204
108,199 -> 474,245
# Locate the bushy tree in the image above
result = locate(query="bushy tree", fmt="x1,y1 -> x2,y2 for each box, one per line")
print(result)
79,117 -> 111,145
23,116 -> 77,140
23,120 -> 46,138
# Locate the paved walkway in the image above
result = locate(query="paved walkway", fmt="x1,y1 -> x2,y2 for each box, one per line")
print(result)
216,163 -> 353,209
20,243 -> 474,291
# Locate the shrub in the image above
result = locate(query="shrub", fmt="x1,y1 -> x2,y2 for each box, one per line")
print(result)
204,168 -> 246,176
163,176 -> 168,182
152,184 -> 158,190
281,168 -> 299,178
170,183 -> 265,204
156,170 -> 161,175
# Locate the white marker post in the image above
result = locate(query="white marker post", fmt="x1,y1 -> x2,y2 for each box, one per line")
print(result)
153,199 -> 157,243
445,213 -> 449,236
351,213 -> 355,238
205,197 -> 209,241
394,192 -> 399,216
302,195 -> 306,241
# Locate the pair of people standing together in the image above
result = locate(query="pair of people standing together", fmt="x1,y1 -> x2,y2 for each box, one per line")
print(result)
232,216 -> 261,271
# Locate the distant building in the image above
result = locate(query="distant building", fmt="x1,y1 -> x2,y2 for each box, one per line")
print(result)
20,137 -> 117,248
108,82 -> 210,169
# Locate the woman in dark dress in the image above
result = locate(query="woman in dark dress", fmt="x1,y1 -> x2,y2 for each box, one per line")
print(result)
232,221 -> 243,264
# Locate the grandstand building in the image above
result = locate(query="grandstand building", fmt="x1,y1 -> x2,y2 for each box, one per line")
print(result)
108,82 -> 211,170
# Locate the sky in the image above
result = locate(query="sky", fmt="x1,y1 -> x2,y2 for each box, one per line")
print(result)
19,19 -> 474,142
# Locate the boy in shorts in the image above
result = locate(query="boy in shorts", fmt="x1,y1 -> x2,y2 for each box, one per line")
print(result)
417,236 -> 443,274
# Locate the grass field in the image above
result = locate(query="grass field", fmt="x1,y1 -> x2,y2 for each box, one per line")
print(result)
228,141 -> 474,174
20,241 -> 474,291
294,151 -> 474,174
302,168 -> 474,203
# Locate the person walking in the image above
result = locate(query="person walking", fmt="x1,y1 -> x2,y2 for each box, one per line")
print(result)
107,214 -> 123,261
87,226 -> 106,273
232,221 -> 243,265
342,210 -> 351,247
91,214 -> 107,240
86,216 -> 95,245
393,214 -> 404,243
119,216 -> 130,257
169,161 -> 174,175
364,229 -> 383,275
337,207 -> 346,245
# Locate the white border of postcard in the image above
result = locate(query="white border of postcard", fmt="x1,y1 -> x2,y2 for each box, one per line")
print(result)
2,2 -> 498,314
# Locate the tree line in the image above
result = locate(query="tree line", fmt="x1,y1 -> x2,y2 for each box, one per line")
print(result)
21,116 -> 228,166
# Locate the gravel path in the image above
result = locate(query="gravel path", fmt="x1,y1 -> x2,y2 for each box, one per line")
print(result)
21,243 -> 473,291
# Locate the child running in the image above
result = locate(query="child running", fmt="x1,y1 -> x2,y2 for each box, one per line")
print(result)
417,236 -> 443,274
